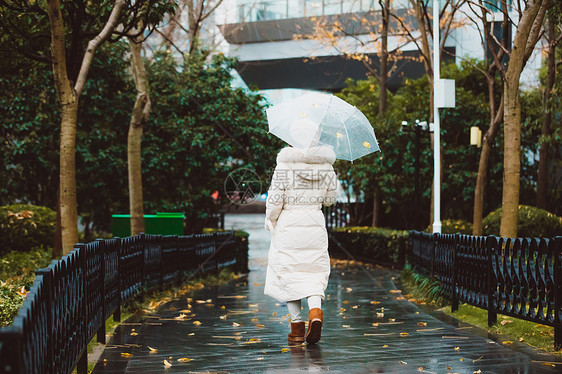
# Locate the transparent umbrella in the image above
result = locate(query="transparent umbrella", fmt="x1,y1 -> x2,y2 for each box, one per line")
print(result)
266,92 -> 380,161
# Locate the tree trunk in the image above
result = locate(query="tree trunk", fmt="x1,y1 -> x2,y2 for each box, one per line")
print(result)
537,18 -> 555,209
47,0 -> 79,254
128,38 -> 150,236
371,189 -> 382,227
60,101 -> 80,251
472,81 -> 503,236
500,0 -> 545,238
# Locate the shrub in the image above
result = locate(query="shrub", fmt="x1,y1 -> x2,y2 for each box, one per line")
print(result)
425,219 -> 473,235
0,248 -> 53,326
0,204 -> 56,253
328,226 -> 409,267
482,205 -> 562,238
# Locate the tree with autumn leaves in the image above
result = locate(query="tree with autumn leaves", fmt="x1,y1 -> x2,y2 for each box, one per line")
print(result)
304,0 -> 557,237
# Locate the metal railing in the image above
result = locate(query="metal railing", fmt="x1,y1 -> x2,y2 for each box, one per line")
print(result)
409,230 -> 562,349
0,231 -> 247,373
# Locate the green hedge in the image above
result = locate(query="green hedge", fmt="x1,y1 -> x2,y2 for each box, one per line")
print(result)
425,219 -> 473,235
0,204 -> 56,253
328,226 -> 409,267
482,205 -> 562,237
0,248 -> 53,326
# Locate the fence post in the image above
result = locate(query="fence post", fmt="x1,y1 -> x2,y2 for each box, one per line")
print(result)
177,235 -> 182,285
35,267 -> 54,374
451,234 -> 460,313
487,236 -> 497,327
431,233 -> 437,278
113,238 -> 121,323
96,239 -> 106,344
159,235 -> 164,291
75,243 -> 88,374
554,236 -> 562,350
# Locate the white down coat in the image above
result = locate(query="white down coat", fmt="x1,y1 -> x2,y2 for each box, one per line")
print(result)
264,146 -> 338,302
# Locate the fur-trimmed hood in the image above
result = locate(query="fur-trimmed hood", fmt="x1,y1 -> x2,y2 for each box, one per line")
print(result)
276,146 -> 336,165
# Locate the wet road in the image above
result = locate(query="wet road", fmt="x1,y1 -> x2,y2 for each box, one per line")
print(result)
93,214 -> 561,373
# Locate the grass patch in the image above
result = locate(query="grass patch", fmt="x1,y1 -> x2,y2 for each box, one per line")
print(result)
439,304 -> 560,356
400,264 -> 561,356
400,264 -> 446,307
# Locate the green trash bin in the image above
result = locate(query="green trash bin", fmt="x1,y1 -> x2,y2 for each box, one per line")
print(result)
111,212 -> 185,237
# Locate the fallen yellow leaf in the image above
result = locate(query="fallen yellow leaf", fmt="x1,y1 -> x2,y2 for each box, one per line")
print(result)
130,332 -> 138,336
193,321 -> 201,325
417,322 -> 427,326
164,359 -> 172,368
503,341 -> 513,345
232,322 -> 240,327
382,344 -> 388,348
454,346 -> 460,351
121,353 -> 132,358
256,324 -> 264,328
177,358 -> 192,362
220,315 -> 227,320
390,289 -> 402,294
148,346 -> 158,353
370,301 -> 380,305
500,320 -> 513,325
281,348 -> 290,352
372,323 -> 379,327
400,360 -> 407,365
400,332 -> 409,336
251,318 -> 258,322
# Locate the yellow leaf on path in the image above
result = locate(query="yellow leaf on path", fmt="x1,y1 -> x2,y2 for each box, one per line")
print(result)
376,312 -> 384,318
474,370 -> 482,374
281,348 -> 290,352
257,357 -> 264,361
196,300 -> 206,304
177,358 -> 192,362
121,353 -> 132,358
352,305 -> 359,309
251,318 -> 258,322
418,367 -> 423,371
370,301 -> 380,305
400,332 -> 409,336
232,322 -> 240,327
148,346 -> 158,353
164,359 -> 172,368
343,300 -> 349,304
400,360 -> 407,365
340,308 -> 346,312
220,315 -> 227,320
193,321 -> 201,325
503,341 -> 513,345
372,323 -> 379,327
272,312 -> 277,316
417,322 -> 427,326
221,305 -> 226,309
188,333 -> 195,336
500,320 -> 513,325
346,287 -> 353,292
253,283 -> 260,286
382,344 -> 388,348
175,314 -> 188,320
454,346 -> 460,351
389,318 -> 396,322
390,290 -> 402,294
256,324 -> 264,328
130,332 -> 138,336
180,309 -> 191,313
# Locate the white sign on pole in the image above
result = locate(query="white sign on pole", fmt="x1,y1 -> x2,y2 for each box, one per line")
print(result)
436,79 -> 455,108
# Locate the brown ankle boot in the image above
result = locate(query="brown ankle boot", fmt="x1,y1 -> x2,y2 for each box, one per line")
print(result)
306,308 -> 323,344
288,322 -> 305,342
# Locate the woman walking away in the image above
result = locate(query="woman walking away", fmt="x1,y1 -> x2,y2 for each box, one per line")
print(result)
264,120 -> 338,344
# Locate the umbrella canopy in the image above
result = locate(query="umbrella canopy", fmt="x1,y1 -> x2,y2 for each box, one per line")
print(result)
266,92 -> 380,161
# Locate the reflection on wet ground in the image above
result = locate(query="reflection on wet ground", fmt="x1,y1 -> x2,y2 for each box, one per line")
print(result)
93,214 -> 561,373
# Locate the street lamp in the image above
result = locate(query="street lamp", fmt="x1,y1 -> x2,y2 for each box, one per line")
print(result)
401,120 -> 432,230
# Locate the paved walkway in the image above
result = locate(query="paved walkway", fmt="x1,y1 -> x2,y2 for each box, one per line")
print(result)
93,214 -> 561,373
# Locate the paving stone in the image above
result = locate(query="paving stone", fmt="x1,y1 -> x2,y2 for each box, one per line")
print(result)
93,214 -> 562,373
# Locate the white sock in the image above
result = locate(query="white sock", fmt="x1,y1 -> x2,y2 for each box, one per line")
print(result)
287,300 -> 302,322
307,295 -> 322,310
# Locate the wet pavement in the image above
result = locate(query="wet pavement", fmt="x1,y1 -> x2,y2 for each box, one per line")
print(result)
93,214 -> 561,373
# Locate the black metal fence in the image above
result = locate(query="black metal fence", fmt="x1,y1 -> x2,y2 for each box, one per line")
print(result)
0,231 -> 247,374
323,202 -> 372,228
409,230 -> 562,349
